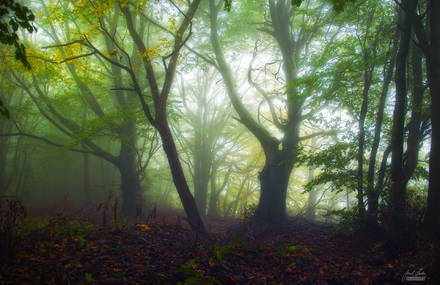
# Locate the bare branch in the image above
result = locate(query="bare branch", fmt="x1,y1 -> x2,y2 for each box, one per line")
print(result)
248,41 -> 284,131
0,132 -> 94,155
58,51 -> 96,64
299,130 -> 337,141
41,39 -> 85,49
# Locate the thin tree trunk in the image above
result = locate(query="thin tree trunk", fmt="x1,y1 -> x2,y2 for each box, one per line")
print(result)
306,167 -> 317,221
423,0 -> 440,240
207,164 -> 219,217
389,0 -> 416,244
357,69 -> 372,217
367,40 -> 397,219
118,120 -> 141,218
156,117 -> 207,234
403,43 -> 424,183
83,149 -> 90,203
193,137 -> 210,216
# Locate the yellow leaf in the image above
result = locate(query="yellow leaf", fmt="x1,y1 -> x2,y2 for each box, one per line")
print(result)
136,224 -> 151,230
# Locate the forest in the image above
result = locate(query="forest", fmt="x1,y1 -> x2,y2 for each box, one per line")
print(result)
0,0 -> 439,283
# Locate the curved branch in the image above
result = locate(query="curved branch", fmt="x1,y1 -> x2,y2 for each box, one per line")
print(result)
248,41 -> 284,131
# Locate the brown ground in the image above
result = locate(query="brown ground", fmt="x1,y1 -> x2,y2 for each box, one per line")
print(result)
0,205 -> 439,284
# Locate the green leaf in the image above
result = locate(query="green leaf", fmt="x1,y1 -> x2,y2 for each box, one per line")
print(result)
224,0 -> 232,12
291,0 -> 303,7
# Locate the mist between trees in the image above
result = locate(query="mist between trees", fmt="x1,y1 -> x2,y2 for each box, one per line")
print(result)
0,0 -> 439,242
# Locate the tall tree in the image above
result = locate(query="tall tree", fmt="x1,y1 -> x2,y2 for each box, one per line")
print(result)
208,0 -> 337,224
412,0 -> 440,239
118,0 -> 207,234
175,69 -> 231,216
389,0 -> 417,243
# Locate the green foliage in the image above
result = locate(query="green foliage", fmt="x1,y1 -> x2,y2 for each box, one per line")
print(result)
19,216 -> 92,249
297,142 -> 357,193
405,187 -> 427,226
177,258 -> 220,285
243,203 -> 258,220
0,0 -> 36,69
330,208 -> 362,233
277,244 -> 309,256
291,0 -> 357,11
224,0 -> 233,12
214,244 -> 230,263
213,237 -> 245,263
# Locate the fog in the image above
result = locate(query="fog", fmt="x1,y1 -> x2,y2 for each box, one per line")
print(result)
0,0 -> 438,283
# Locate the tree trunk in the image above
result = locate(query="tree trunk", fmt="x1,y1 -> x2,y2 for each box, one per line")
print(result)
254,147 -> 293,223
83,149 -> 90,203
366,40 -> 397,220
0,120 -> 11,196
207,176 -> 219,218
389,0 -> 416,244
156,117 -> 207,234
305,167 -> 317,221
118,120 -> 141,218
193,136 -> 211,216
357,69 -> 371,217
403,42 -> 425,183
423,0 -> 440,240
207,163 -> 219,217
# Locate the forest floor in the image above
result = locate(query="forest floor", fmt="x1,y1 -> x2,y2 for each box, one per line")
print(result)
0,206 -> 439,285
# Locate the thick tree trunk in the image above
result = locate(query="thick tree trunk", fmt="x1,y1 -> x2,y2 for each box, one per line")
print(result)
423,0 -> 440,240
254,147 -> 293,223
389,0 -> 415,244
156,117 -> 207,234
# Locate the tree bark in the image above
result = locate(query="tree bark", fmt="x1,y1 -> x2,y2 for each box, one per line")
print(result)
207,163 -> 219,217
118,120 -> 141,218
403,42 -> 425,183
366,40 -> 397,219
357,68 -> 372,217
254,147 -> 294,222
389,0 -> 416,243
305,167 -> 317,221
156,117 -> 207,234
122,0 -> 207,235
423,0 -> 440,240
